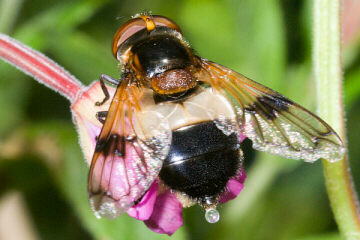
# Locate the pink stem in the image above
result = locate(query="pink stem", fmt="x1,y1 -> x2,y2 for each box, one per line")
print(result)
0,34 -> 84,103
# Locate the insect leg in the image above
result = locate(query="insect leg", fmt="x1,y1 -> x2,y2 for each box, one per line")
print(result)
95,74 -> 120,106
96,111 -> 108,124
101,74 -> 120,85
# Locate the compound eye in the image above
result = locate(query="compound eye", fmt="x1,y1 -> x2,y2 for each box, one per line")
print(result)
112,18 -> 147,57
152,15 -> 182,34
112,15 -> 183,57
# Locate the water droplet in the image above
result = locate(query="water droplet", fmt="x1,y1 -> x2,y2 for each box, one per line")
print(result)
205,208 -> 220,223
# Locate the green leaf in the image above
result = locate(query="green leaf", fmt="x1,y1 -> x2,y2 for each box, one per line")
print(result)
14,1 -> 105,49
345,65 -> 360,108
0,62 -> 29,136
0,0 -> 23,33
293,232 -> 341,240
180,0 -> 286,90
48,31 -> 118,83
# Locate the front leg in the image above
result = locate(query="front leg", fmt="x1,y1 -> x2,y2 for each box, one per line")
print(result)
95,74 -> 120,106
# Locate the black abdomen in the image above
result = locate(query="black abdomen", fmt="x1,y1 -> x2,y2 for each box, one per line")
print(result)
159,121 -> 240,199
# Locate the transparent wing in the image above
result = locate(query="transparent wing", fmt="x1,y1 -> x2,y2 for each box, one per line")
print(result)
197,58 -> 345,162
88,76 -> 171,219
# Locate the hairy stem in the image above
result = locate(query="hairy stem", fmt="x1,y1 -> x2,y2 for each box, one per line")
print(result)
0,34 -> 84,102
313,1 -> 360,239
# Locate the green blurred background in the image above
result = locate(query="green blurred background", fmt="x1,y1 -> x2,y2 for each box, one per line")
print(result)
0,0 -> 359,239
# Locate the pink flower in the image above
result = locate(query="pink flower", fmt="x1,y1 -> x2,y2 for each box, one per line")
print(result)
72,81 -> 247,235
0,33 -> 247,236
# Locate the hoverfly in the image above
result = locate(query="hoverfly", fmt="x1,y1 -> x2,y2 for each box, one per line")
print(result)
88,14 -> 345,223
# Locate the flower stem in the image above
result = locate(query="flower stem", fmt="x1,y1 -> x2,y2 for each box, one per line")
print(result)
313,1 -> 360,239
0,34 -> 84,102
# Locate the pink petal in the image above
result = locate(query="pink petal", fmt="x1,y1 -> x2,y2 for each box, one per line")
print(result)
127,181 -> 159,220
239,133 -> 247,143
71,81 -> 115,164
144,190 -> 183,236
219,168 -> 246,204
